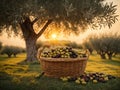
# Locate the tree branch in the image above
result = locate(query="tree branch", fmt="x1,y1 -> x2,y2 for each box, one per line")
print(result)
25,17 -> 36,35
19,16 -> 37,37
32,17 -> 39,24
36,19 -> 53,38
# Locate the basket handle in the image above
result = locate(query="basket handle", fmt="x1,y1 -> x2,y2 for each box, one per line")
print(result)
37,44 -> 50,61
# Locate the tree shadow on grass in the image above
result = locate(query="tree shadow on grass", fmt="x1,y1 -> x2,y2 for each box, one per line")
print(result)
0,71 -> 38,90
0,72 -> 13,80
0,66 -> 120,90
0,71 -> 16,90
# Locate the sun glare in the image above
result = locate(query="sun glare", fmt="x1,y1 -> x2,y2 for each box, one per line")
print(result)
51,34 -> 57,39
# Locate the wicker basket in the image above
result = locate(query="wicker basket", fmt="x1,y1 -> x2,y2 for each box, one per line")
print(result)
39,57 -> 88,78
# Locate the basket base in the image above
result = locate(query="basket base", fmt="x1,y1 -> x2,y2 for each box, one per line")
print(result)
40,57 -> 88,78
44,73 -> 83,78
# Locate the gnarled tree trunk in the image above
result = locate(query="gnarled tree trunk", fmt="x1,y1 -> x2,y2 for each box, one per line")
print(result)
25,37 -> 37,61
20,17 -> 52,62
100,53 -> 106,59
88,48 -> 93,54
98,51 -> 106,59
107,52 -> 113,60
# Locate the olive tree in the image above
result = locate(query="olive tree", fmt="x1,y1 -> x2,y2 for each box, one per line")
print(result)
1,46 -> 22,57
89,34 -> 120,59
104,35 -> 120,59
82,42 -> 93,54
1,46 -> 14,57
12,47 -> 22,57
89,36 -> 106,59
0,0 -> 118,61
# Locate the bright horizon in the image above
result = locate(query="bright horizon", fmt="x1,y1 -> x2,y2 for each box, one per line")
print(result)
0,0 -> 120,48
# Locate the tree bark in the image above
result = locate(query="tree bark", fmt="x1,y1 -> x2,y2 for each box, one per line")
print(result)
98,51 -> 106,59
13,54 -> 16,57
100,54 -> 106,59
20,17 -> 38,62
7,54 -> 12,58
88,48 -> 93,54
19,17 -> 52,62
25,37 -> 37,61
107,52 -> 113,60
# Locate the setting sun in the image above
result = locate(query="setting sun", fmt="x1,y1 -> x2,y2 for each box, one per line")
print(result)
51,34 -> 57,39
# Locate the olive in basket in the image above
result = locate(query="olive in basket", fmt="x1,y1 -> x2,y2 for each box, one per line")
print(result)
41,47 -> 86,58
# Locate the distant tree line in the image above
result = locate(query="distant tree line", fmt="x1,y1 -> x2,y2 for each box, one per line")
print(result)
0,42 -> 26,58
1,33 -> 119,59
82,33 -> 120,60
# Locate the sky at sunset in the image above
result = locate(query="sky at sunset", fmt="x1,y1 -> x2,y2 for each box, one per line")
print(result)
0,0 -> 120,48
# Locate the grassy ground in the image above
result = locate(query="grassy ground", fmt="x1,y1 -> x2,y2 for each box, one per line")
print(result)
0,53 -> 120,90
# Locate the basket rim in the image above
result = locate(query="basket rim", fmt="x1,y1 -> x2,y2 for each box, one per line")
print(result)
39,57 -> 88,62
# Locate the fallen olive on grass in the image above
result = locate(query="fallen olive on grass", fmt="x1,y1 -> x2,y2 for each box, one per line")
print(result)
60,72 -> 116,85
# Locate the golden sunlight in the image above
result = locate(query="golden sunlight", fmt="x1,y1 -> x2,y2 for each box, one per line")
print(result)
51,33 -> 57,40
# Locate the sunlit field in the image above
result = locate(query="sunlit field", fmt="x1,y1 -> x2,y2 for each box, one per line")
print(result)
0,0 -> 120,90
0,53 -> 120,90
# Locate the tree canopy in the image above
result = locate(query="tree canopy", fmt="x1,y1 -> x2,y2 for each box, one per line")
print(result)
0,0 -> 118,35
0,0 -> 118,61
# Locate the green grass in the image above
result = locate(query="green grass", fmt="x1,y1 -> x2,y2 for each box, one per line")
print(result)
86,54 -> 120,77
0,53 -> 120,90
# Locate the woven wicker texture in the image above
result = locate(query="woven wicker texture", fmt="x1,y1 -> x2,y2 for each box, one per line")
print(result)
40,57 -> 88,78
